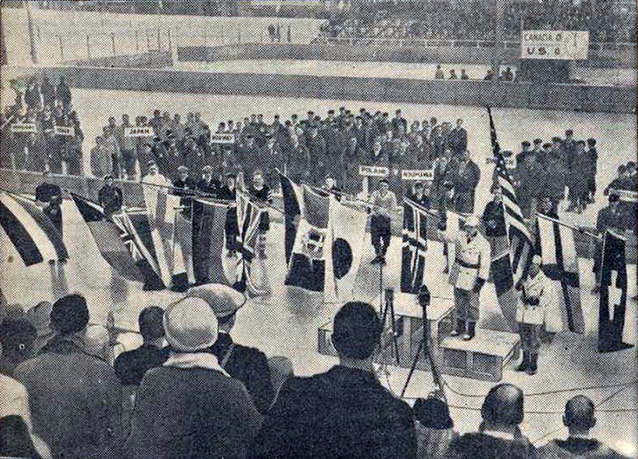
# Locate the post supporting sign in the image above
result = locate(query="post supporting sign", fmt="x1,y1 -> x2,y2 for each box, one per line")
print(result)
359,165 -> 389,177
401,169 -> 433,181
124,126 -> 153,137
521,30 -> 589,60
210,133 -> 236,144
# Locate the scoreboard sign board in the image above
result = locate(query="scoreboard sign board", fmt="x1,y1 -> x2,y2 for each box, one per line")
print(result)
521,30 -> 589,60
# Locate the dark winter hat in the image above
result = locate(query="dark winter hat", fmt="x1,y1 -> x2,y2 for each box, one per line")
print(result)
413,397 -> 454,429
521,141 -> 530,147
50,294 -> 89,335
587,138 -> 596,146
533,138 -> 542,144
551,136 -> 562,143
0,315 -> 37,354
565,129 -> 574,136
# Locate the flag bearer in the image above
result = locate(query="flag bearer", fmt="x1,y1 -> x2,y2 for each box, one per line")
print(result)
369,179 -> 397,266
439,215 -> 490,340
515,255 -> 553,375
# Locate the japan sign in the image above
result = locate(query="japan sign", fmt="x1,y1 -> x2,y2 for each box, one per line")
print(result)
521,30 -> 589,60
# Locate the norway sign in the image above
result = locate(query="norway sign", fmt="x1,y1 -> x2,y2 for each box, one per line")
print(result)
521,30 -> 589,60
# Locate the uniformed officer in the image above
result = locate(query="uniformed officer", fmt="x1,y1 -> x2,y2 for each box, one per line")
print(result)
97,175 -> 123,217
196,165 -> 221,197
248,170 -> 272,259
369,178 -> 397,266
35,170 -> 63,237
439,215 -> 490,340
481,184 -> 508,262
406,181 -> 431,209
218,173 -> 239,257
187,283 -> 275,414
592,193 -> 627,293
172,166 -> 197,213
515,254 -> 554,375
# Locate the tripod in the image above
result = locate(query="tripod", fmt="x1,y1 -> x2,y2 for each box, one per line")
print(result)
381,288 -> 401,365
400,284 -> 446,401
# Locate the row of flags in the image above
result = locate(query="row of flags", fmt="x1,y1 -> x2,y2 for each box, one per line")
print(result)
0,107 -> 632,351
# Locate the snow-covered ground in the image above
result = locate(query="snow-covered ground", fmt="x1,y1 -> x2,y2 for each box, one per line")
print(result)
0,86 -> 636,453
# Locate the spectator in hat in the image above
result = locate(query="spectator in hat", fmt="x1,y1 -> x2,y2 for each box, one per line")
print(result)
449,69 -> 458,80
98,174 -> 123,217
124,297 -> 262,459
448,118 -> 467,155
26,301 -> 54,353
531,138 -> 544,162
460,69 -> 469,80
114,306 -> 169,387
251,301 -> 416,459
567,140 -> 591,213
538,395 -> 630,459
449,384 -> 536,459
516,141 -> 532,165
0,314 -> 37,376
414,393 -> 458,459
14,294 -> 122,459
435,64 -> 445,79
187,283 -> 275,414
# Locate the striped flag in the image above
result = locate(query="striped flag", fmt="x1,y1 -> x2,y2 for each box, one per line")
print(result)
598,229 -> 633,352
536,212 -> 585,334
71,193 -> 163,288
191,198 -> 233,287
401,198 -> 428,294
284,184 -> 332,294
487,107 -> 533,329
234,191 -> 268,296
279,172 -> 303,265
0,192 -> 68,266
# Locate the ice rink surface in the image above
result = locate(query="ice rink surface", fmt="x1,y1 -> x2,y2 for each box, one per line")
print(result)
1,88 -> 636,453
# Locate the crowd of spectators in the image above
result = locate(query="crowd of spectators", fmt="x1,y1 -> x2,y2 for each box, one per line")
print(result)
88,106 -> 478,202
1,76 -> 82,175
1,289 -> 631,459
320,0 -> 636,44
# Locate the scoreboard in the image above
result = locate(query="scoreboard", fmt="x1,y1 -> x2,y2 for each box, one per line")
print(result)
521,30 -> 589,60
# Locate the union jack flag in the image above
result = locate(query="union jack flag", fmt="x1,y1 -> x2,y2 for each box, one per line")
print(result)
234,190 -> 268,296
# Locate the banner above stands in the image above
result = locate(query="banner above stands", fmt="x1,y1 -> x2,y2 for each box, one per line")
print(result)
521,30 -> 589,60
54,125 -> 75,136
210,133 -> 236,144
359,165 -> 389,177
401,169 -> 433,181
10,123 -> 37,134
124,126 -> 154,137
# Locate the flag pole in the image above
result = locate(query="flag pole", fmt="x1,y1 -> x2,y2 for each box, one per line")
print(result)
0,186 -> 38,202
536,212 -> 600,240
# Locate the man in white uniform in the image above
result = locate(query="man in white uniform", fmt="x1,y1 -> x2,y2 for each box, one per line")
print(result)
515,254 -> 554,375
439,215 -> 490,340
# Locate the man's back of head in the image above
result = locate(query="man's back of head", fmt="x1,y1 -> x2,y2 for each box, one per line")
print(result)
563,395 -> 596,435
331,301 -> 382,361
481,383 -> 524,429
138,306 -> 165,344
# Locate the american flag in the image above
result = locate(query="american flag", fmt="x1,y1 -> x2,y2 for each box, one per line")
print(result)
487,106 -> 532,282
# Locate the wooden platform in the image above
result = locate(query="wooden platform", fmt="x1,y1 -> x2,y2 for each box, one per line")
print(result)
439,329 -> 520,382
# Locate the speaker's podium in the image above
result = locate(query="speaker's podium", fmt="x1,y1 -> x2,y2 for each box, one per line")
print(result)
317,291 -> 520,382
318,292 -> 454,369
